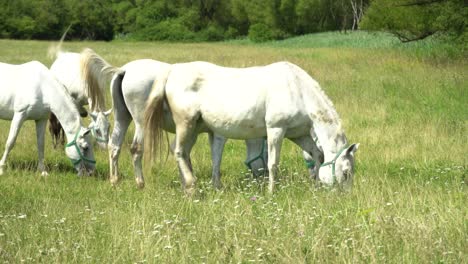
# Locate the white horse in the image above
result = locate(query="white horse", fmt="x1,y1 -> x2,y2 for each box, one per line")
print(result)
49,46 -> 112,149
144,61 -> 359,193
0,61 -> 96,176
78,50 -> 317,189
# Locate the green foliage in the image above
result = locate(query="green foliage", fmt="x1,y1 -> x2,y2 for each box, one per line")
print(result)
361,0 -> 467,42
1,0 -> 464,43
133,19 -> 196,42
248,23 -> 287,43
0,0 -> 370,41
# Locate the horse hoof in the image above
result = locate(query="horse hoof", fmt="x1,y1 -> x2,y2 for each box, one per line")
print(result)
184,187 -> 196,197
0,168 -> 4,176
212,181 -> 223,190
136,180 -> 145,189
41,171 -> 49,177
110,176 -> 119,186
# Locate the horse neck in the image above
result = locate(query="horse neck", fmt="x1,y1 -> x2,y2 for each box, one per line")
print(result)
308,98 -> 348,159
46,79 -> 82,141
293,63 -> 348,159
314,120 -> 348,158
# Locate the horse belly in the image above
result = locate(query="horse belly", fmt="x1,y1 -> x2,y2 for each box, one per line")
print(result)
201,107 -> 267,139
0,93 -> 15,119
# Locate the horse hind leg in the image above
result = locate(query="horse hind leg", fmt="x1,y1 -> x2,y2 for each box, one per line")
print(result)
174,121 -> 198,195
108,110 -> 132,186
0,112 -> 26,175
170,135 -> 197,185
35,119 -> 48,176
131,125 -> 145,189
266,127 -> 286,193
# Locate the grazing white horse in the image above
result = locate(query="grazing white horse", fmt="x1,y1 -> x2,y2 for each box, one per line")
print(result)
0,61 -> 96,176
145,61 -> 359,193
49,46 -> 113,149
79,49 -> 306,189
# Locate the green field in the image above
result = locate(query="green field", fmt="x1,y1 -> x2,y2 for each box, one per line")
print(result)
0,32 -> 466,263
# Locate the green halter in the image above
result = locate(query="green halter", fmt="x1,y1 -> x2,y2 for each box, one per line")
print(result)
304,137 -> 319,169
320,145 -> 349,183
244,139 -> 267,171
90,125 -> 107,143
245,137 -> 322,171
65,130 -> 96,166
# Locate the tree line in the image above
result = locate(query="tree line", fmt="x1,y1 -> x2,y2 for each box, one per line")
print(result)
0,0 -> 465,42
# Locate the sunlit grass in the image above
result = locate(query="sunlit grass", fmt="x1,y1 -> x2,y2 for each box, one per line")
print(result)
0,32 -> 466,263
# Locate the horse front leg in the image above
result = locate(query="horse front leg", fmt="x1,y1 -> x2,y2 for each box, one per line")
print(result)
108,115 -> 131,186
0,112 -> 26,175
209,132 -> 227,189
35,119 -> 48,176
266,127 -> 286,193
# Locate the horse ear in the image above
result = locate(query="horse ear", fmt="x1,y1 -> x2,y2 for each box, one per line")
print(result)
89,112 -> 98,120
104,108 -> 112,116
346,143 -> 359,156
81,128 -> 91,137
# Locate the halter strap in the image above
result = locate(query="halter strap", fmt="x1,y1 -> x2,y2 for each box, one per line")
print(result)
304,137 -> 319,169
305,160 -> 316,169
65,130 -> 96,165
244,139 -> 267,171
320,145 -> 349,183
90,125 -> 107,143
245,137 -> 321,171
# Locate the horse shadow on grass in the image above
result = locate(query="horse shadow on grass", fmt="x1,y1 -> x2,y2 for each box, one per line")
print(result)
5,158 -> 110,181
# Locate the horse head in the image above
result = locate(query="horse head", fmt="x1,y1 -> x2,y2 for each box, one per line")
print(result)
65,127 -> 96,176
89,109 -> 111,149
318,143 -> 359,191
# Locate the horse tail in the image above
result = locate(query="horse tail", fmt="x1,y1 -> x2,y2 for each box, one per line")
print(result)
144,68 -> 171,163
109,70 -> 128,116
48,113 -> 65,148
79,48 -> 124,112
47,24 -> 71,60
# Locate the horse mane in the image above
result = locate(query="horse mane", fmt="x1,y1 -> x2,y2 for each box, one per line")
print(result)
44,64 -> 83,143
80,48 -> 123,112
48,113 -> 65,148
288,62 -> 344,132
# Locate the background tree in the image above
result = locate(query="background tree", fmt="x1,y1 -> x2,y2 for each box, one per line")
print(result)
360,0 -> 467,42
3,0 -> 464,43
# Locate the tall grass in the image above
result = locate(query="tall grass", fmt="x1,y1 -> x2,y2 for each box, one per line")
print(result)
0,32 -> 466,263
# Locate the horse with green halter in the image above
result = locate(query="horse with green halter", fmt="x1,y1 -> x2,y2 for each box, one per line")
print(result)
144,61 -> 358,194
0,60 -> 96,176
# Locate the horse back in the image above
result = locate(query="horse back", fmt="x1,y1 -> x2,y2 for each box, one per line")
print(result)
120,59 -> 171,124
165,61 -> 312,138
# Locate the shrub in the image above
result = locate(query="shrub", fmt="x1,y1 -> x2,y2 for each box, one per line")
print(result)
134,19 -> 196,41
200,24 -> 225,41
248,23 -> 287,42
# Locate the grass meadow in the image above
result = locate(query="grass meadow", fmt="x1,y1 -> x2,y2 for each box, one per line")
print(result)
0,32 -> 466,263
